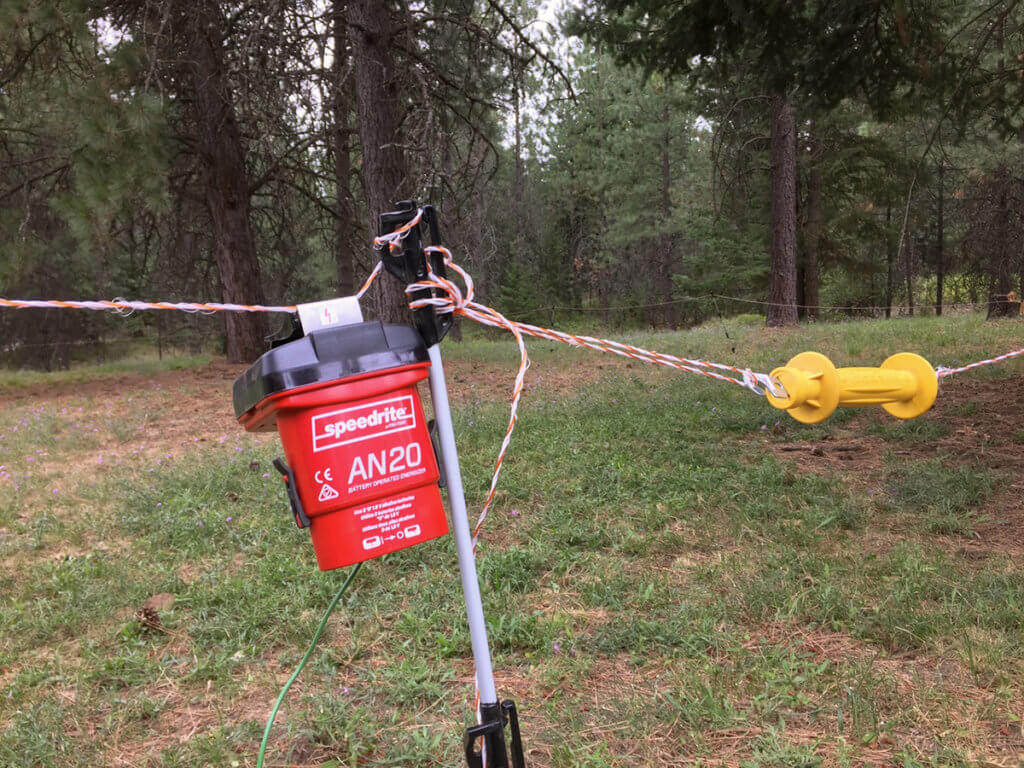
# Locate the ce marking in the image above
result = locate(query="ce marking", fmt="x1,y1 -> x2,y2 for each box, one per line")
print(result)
314,468 -> 334,484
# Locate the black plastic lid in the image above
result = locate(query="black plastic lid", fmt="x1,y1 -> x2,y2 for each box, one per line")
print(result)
233,321 -> 428,418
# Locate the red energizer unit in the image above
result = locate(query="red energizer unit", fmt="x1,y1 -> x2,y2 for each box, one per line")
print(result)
233,321 -> 448,570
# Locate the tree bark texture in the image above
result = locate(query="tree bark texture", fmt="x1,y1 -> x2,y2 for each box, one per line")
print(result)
513,54 -> 524,206
885,202 -> 894,318
905,234 -> 915,316
187,1 -> 267,363
804,149 -> 823,320
658,99 -> 678,327
995,172 -> 1012,297
987,169 -> 1015,318
935,161 -> 944,316
332,2 -> 355,296
767,95 -> 798,326
347,0 -> 411,323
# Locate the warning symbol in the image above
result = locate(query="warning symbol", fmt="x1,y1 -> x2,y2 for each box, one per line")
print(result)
318,482 -> 340,502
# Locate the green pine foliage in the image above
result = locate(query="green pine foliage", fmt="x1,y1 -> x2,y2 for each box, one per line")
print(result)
3,0 -> 1024,367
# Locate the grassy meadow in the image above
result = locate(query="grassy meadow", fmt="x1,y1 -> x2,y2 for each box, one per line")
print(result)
0,312 -> 1022,767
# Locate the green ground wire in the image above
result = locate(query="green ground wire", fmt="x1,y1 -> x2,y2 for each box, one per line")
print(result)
256,561 -> 363,768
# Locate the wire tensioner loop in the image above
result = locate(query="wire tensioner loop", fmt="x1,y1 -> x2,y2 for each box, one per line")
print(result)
764,351 -> 938,424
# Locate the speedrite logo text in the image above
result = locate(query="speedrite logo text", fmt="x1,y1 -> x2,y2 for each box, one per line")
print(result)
311,395 -> 417,452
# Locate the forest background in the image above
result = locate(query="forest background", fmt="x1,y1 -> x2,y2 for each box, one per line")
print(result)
2,0 -> 1024,366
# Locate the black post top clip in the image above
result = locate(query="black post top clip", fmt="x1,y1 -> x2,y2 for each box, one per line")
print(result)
377,200 -> 453,347
464,699 -> 526,768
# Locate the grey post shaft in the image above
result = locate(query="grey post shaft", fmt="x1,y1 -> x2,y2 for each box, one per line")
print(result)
426,344 -> 499,706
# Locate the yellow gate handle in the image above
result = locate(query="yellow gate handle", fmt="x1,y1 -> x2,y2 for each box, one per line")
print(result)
765,351 -> 938,424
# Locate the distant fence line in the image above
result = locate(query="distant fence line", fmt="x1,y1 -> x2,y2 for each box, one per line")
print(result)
0,292 -> 1017,371
512,294 -> 1001,324
0,326 -> 219,371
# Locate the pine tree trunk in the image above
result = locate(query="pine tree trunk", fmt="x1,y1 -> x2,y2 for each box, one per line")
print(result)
332,2 -> 355,296
989,26 -> 1014,318
660,100 -> 678,327
347,0 -> 410,323
767,95 -> 798,326
988,170 -> 1013,318
905,234 -> 915,317
804,148 -> 822,320
513,54 -> 524,206
188,1 -> 267,363
935,162 -> 944,316
997,179 -> 1011,299
885,202 -> 894,318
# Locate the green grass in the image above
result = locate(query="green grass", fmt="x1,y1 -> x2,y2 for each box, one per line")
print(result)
0,353 -> 210,391
449,311 -> 1023,378
864,416 -> 951,444
883,458 -> 997,536
1,312 -> 1023,766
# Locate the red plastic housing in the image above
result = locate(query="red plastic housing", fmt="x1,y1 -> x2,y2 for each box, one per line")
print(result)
239,362 -> 448,570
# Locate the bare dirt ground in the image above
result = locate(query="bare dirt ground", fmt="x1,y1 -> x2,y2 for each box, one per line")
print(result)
0,356 -> 653,504
4,357 -> 1022,767
0,354 -> 647,554
5,359 -> 1020,559
768,375 -> 1024,559
0,356 -> 640,443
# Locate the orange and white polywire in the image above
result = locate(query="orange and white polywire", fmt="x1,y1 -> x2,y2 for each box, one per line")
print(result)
372,207 -> 424,254
402,252 -> 786,551
0,297 -> 297,314
937,347 -> 1024,377
356,262 -> 383,298
404,257 -> 782,397
407,254 -> 526,550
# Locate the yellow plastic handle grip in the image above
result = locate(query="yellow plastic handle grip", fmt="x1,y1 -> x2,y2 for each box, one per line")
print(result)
765,352 -> 938,424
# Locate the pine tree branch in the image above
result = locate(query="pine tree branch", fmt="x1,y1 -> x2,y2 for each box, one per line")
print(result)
894,0 -> 1020,275
0,32 -> 56,89
248,134 -> 321,194
483,0 -> 576,102
0,163 -> 71,203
